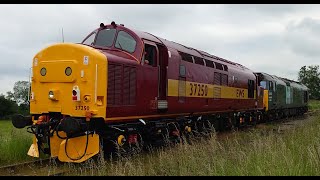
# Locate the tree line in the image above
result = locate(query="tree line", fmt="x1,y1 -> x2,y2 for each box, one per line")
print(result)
0,81 -> 29,120
0,65 -> 319,120
298,65 -> 320,100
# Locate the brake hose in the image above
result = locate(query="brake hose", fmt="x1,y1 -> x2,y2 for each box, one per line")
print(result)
64,121 -> 91,161
55,122 -> 67,139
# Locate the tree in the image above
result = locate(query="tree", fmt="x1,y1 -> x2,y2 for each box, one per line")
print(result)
298,65 -> 320,100
0,94 -> 18,119
8,81 -> 30,105
6,81 -> 30,115
6,91 -> 14,100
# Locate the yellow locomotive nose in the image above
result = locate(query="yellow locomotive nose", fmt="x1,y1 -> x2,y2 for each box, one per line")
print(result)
26,43 -> 108,163
30,43 -> 107,118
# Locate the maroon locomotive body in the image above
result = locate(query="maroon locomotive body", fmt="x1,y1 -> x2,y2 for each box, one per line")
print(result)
81,22 -> 264,122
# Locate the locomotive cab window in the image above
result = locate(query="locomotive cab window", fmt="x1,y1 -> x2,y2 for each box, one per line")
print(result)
82,32 -> 96,46
115,31 -> 137,53
143,44 -> 157,67
94,28 -> 116,47
260,81 -> 267,89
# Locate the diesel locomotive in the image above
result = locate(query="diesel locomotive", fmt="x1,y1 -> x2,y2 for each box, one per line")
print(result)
11,21 -> 309,163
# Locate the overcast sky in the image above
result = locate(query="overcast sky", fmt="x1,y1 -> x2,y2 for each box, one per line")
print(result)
0,4 -> 320,95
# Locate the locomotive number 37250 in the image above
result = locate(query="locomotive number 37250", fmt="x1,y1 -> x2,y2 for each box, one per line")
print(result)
75,106 -> 90,111
189,83 -> 208,97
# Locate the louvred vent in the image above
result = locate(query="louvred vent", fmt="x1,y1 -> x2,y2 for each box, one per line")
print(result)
108,63 -> 136,106
123,66 -> 136,105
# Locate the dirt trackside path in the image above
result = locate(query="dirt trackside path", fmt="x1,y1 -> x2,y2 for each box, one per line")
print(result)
257,110 -> 320,134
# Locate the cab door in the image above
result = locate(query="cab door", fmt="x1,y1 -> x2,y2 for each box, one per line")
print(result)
141,40 -> 168,112
141,40 -> 159,111
156,44 -> 168,111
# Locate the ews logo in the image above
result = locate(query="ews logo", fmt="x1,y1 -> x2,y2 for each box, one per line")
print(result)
236,89 -> 245,98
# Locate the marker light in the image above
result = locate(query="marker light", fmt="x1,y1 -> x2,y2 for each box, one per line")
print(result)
40,67 -> 47,76
65,67 -> 72,76
72,86 -> 81,101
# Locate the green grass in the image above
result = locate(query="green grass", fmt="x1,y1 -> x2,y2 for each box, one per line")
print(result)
68,114 -> 320,176
2,100 -> 320,174
0,120 -> 34,166
308,100 -> 320,111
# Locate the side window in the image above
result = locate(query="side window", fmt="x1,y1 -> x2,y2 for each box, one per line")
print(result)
269,81 -> 273,91
234,77 -> 238,86
179,52 -> 194,63
115,31 -> 137,53
205,59 -> 214,68
194,56 -> 204,65
215,62 -> 224,70
82,32 -> 96,45
304,91 -> 308,103
143,44 -> 157,67
179,65 -> 186,103
179,65 -> 186,77
248,80 -> 255,98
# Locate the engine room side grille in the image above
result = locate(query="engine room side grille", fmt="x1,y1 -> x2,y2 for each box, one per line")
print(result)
108,63 -> 136,106
213,87 -> 221,99
107,64 -> 118,105
114,65 -> 122,105
123,66 -> 136,105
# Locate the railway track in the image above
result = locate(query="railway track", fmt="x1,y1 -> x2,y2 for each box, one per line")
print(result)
0,158 -> 70,176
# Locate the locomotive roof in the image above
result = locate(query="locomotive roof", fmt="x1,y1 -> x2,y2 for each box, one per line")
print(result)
257,72 -> 308,90
281,77 -> 309,90
89,22 -> 252,71
131,28 -> 250,70
256,72 -> 286,85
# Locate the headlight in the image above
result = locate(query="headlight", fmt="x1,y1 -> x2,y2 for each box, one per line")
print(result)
48,90 -> 60,100
65,67 -> 72,76
49,91 -> 54,99
40,67 -> 47,76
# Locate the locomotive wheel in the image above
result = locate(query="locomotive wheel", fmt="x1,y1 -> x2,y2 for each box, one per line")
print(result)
238,115 -> 245,128
112,134 -> 127,158
161,127 -> 171,147
226,115 -> 236,131
201,120 -> 214,137
117,134 -> 126,147
168,122 -> 182,145
251,113 -> 258,127
116,133 -> 144,157
126,133 -> 144,156
181,125 -> 193,145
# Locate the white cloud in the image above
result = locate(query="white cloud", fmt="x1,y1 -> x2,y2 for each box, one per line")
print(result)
284,17 -> 320,58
